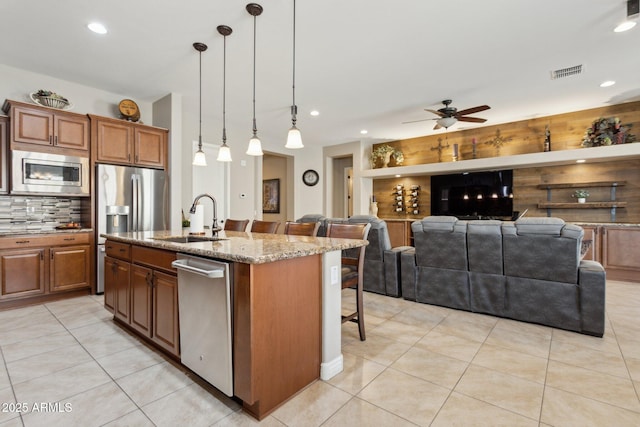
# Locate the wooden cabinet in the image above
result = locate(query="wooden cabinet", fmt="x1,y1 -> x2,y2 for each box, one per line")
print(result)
91,115 -> 168,169
0,233 -> 92,305
385,219 -> 413,247
4,101 -> 89,154
0,116 -> 7,194
104,240 -> 132,319
0,248 -> 45,299
125,245 -> 179,355
602,226 -> 640,282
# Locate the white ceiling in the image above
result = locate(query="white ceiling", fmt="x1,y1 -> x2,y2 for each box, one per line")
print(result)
2,0 -> 639,151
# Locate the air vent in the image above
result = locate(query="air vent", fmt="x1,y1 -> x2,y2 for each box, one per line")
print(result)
550,64 -> 583,80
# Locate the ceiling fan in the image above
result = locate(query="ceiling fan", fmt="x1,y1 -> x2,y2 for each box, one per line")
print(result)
403,99 -> 491,130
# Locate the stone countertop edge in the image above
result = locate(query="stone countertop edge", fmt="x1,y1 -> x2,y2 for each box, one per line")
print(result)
0,228 -> 93,236
102,230 -> 368,265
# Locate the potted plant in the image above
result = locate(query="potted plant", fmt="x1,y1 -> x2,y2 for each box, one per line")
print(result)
573,189 -> 590,203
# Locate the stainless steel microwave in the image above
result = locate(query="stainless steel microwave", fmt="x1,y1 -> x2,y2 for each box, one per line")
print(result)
11,150 -> 89,196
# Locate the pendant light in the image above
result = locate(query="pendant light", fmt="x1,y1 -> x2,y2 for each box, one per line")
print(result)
285,0 -> 303,149
246,3 -> 264,156
192,42 -> 208,166
216,25 -> 233,162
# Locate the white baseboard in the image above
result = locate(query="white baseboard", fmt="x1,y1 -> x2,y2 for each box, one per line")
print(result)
320,354 -> 343,381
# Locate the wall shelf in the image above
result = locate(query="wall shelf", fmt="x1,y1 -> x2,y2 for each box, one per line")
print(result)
537,181 -> 626,221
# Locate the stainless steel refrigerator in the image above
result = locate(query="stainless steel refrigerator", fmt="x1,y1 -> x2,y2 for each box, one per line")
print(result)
96,164 -> 168,293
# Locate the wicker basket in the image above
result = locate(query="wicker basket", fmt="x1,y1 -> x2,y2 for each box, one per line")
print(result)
36,95 -> 70,109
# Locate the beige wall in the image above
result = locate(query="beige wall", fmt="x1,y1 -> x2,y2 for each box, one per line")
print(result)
262,154 -> 288,227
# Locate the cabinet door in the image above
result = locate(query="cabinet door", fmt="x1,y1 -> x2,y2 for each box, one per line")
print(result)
386,221 -> 409,247
580,225 -> 600,262
12,106 -> 53,146
50,245 -> 91,292
104,256 -> 117,313
54,114 -> 89,151
134,127 -> 166,169
95,120 -> 133,164
152,270 -> 179,355
130,264 -> 153,337
0,117 -> 7,193
114,261 -> 131,323
602,226 -> 640,282
0,248 -> 45,299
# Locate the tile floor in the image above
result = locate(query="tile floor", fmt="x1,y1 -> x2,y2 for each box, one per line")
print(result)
0,280 -> 639,426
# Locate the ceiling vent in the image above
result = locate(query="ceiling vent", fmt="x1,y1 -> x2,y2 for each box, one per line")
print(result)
550,64 -> 583,80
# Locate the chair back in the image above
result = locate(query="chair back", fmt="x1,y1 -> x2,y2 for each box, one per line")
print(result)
326,222 -> 371,287
296,214 -> 327,236
284,221 -> 319,237
223,219 -> 250,232
250,220 -> 280,234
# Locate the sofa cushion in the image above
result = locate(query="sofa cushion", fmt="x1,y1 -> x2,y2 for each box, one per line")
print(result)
415,216 -> 467,232
513,217 -> 565,236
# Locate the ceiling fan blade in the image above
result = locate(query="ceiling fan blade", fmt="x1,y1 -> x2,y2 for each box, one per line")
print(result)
425,109 -> 445,117
458,116 -> 487,123
455,105 -> 490,117
402,118 -> 433,124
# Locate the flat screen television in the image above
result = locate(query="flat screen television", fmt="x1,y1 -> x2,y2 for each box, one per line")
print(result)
431,170 -> 514,219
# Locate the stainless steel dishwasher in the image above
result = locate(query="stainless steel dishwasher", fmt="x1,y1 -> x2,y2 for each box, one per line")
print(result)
172,254 -> 233,396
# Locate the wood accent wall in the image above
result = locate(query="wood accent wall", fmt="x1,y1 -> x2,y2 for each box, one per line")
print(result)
373,101 -> 640,223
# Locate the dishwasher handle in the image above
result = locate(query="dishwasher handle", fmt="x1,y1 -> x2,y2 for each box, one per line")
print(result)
172,259 -> 225,278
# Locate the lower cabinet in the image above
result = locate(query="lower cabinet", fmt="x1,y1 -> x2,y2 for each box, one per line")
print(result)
50,245 -> 91,292
0,233 -> 92,305
107,241 -> 180,357
580,225 -> 600,262
602,226 -> 640,282
0,248 -> 46,299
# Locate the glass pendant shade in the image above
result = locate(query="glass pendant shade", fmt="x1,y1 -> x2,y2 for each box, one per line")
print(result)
193,147 -> 207,166
216,144 -> 232,162
437,116 -> 457,128
285,125 -> 303,149
246,135 -> 263,156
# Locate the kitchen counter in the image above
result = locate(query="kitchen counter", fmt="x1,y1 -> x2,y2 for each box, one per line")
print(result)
0,228 -> 92,236
102,228 -> 366,420
101,229 -> 366,264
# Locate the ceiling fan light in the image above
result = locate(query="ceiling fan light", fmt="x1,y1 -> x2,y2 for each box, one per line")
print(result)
614,20 -> 636,32
285,126 -> 304,149
437,117 -> 457,128
216,143 -> 232,162
193,149 -> 207,166
246,136 -> 264,156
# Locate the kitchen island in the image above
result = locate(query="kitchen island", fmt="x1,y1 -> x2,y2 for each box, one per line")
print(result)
101,229 -> 366,420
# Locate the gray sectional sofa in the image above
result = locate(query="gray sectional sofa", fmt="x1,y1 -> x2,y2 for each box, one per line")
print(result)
401,216 -> 606,336
297,214 -> 411,297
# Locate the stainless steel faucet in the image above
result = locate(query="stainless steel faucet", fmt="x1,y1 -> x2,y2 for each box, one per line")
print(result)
190,194 -> 219,235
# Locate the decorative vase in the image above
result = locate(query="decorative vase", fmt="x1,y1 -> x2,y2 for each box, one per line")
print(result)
383,151 -> 393,168
578,198 -> 586,204
370,202 -> 379,217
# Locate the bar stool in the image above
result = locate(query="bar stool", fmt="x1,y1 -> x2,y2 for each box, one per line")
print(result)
250,220 -> 280,234
284,221 -> 319,237
223,219 -> 250,232
326,222 -> 371,341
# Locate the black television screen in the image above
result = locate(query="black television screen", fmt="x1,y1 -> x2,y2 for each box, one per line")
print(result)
431,170 -> 514,219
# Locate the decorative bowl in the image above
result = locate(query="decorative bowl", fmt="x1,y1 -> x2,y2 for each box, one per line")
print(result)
29,91 -> 73,110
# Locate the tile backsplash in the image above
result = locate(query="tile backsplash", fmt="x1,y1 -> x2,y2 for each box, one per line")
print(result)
0,196 -> 85,233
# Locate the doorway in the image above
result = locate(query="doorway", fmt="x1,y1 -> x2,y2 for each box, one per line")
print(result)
331,156 -> 353,218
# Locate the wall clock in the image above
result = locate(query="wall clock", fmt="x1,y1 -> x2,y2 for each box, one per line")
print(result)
302,169 -> 319,186
118,99 -> 140,122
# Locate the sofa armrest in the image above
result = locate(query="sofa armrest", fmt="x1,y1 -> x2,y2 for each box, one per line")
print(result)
400,248 -> 417,301
579,260 -> 606,337
383,246 -> 413,297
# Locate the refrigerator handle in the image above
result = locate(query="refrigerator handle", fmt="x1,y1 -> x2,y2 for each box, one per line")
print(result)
132,175 -> 139,231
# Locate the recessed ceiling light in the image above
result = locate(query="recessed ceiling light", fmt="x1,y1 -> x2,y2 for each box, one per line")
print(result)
600,80 -> 616,87
310,110 -> 319,116
614,20 -> 637,32
576,159 -> 586,163
360,130 -> 368,135
395,174 -> 401,178
88,22 -> 107,34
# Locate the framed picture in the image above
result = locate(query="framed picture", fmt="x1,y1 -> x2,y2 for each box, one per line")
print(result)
262,179 -> 280,213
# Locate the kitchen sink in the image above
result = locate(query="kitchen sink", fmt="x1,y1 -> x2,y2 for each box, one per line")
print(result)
154,235 -> 227,243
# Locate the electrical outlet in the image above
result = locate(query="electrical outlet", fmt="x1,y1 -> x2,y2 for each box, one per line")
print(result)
331,266 -> 339,285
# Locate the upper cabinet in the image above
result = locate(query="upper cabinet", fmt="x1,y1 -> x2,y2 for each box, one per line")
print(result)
0,116 -> 7,194
90,115 -> 168,169
3,100 -> 89,155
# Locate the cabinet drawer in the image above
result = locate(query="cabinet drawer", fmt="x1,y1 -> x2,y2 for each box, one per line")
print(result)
106,240 -> 131,261
131,245 -> 176,273
48,233 -> 91,247
0,232 -> 90,250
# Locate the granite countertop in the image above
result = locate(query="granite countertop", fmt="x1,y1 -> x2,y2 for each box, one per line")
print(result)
0,228 -> 93,236
102,229 -> 368,264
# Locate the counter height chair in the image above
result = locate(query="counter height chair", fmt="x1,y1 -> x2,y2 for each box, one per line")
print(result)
284,221 -> 320,237
223,219 -> 250,232
250,220 -> 280,234
326,222 -> 371,341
